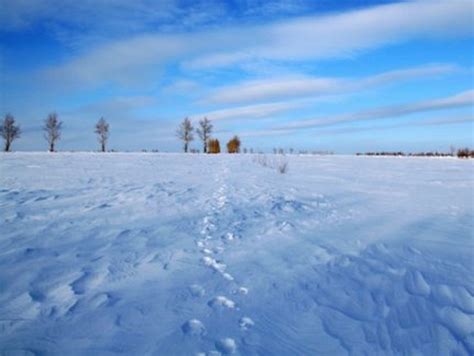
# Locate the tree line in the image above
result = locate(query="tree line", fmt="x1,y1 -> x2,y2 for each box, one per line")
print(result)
356,150 -> 474,158
5,113 -> 469,157
1,113 -> 110,152
1,114 -> 242,153
176,117 -> 241,154
0,113 -> 109,152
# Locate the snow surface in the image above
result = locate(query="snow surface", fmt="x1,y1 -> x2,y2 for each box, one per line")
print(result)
0,153 -> 473,355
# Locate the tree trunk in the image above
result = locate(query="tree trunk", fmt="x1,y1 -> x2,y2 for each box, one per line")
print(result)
184,142 -> 188,153
101,142 -> 105,152
203,142 -> 207,153
5,141 -> 10,152
50,143 -> 54,152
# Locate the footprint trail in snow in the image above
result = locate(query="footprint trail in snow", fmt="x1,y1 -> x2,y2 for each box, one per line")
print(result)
184,161 -> 253,355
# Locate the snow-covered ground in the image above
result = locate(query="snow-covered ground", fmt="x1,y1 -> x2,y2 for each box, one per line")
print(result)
0,153 -> 473,355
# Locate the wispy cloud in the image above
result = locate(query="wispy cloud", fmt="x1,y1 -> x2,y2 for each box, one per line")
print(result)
243,115 -> 474,139
0,0 -> 228,49
67,96 -> 157,117
279,90 -> 474,130
305,116 -> 474,138
205,64 -> 458,105
163,79 -> 202,95
187,0 -> 473,69
190,101 -> 304,121
39,0 -> 473,89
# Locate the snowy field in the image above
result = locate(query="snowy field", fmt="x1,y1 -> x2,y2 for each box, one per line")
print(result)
0,153 -> 473,355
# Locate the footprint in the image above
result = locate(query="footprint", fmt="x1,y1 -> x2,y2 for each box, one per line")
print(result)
181,319 -> 206,336
223,232 -> 237,241
222,273 -> 234,281
238,287 -> 248,295
208,296 -> 236,309
207,351 -> 222,356
201,256 -> 226,273
189,284 -> 205,298
196,240 -> 206,248
215,338 -> 237,354
239,316 -> 255,330
214,247 -> 225,254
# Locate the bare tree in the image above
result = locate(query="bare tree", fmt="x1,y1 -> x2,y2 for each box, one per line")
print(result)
43,113 -> 62,152
95,117 -> 109,152
196,117 -> 213,153
1,114 -> 21,152
176,117 -> 194,153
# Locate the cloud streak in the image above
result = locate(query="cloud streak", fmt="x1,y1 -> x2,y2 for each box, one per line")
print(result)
315,116 -> 474,137
279,90 -> 474,130
187,0 -> 473,69
205,64 -> 459,105
190,101 -> 304,121
40,0 -> 473,89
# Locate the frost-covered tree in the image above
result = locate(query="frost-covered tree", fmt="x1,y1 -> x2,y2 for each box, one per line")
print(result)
1,114 -> 21,152
176,117 -> 194,153
43,113 -> 62,152
196,117 -> 213,153
95,117 -> 109,152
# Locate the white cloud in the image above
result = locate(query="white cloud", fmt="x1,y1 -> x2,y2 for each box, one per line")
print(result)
241,90 -> 474,137
39,0 -> 473,89
69,96 -> 157,116
187,0 -> 473,69
190,101 -> 304,121
205,64 -> 458,104
280,90 -> 474,130
163,79 -> 201,94
305,115 -> 474,138
0,1 -> 225,36
205,76 -> 341,104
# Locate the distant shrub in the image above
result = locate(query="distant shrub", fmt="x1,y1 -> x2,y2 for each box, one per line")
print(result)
208,139 -> 221,154
253,154 -> 289,174
457,148 -> 472,159
357,151 -> 459,157
227,136 -> 241,153
252,154 -> 268,167
277,159 -> 289,174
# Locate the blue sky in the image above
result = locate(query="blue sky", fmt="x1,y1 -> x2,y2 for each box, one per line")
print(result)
1,0 -> 473,153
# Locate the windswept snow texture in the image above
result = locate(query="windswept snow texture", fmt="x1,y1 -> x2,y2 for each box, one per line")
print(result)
1,153 -> 473,355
